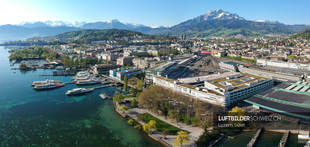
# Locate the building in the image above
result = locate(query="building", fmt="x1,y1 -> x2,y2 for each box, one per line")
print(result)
147,50 -> 159,56
91,64 -> 120,75
153,72 -> 273,107
257,59 -> 310,71
244,81 -> 310,120
97,52 -> 118,61
117,56 -> 133,66
109,67 -> 142,80
219,61 -> 239,72
145,62 -> 177,81
133,58 -> 150,69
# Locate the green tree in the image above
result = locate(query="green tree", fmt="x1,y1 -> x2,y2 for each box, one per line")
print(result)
119,105 -> 129,111
137,79 -> 143,92
113,91 -> 123,104
128,119 -> 134,126
174,131 -> 189,147
143,123 -> 152,134
148,120 -> 157,131
123,75 -> 128,92
228,106 -> 245,126
19,63 -> 29,70
131,98 -> 138,107
168,109 -> 177,120
143,120 -> 157,134
134,124 -> 142,130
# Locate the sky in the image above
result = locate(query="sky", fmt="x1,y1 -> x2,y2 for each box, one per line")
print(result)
0,0 -> 309,27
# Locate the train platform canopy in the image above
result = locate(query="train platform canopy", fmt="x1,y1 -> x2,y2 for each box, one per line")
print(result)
244,82 -> 310,120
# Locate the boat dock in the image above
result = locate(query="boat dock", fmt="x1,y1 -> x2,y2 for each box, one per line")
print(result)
278,131 -> 290,147
101,74 -> 137,88
247,128 -> 263,147
89,85 -> 110,91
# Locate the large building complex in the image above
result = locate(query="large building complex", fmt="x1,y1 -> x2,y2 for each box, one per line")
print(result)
146,61 -> 191,81
109,67 -> 142,80
153,72 -> 273,107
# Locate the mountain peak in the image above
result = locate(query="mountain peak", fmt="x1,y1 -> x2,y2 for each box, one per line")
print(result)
202,9 -> 244,21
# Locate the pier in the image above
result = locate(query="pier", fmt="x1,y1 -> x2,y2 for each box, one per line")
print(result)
89,85 -> 110,91
247,128 -> 263,147
278,131 -> 290,147
101,74 -> 137,88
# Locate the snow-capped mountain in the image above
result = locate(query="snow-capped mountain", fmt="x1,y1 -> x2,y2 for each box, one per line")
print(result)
202,9 -> 245,21
150,9 -> 310,37
19,21 -> 86,28
1,9 -> 310,41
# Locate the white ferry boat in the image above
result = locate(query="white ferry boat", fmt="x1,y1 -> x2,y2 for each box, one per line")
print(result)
73,71 -> 90,81
32,79 -> 62,87
75,78 -> 101,85
65,88 -> 93,96
33,82 -> 64,90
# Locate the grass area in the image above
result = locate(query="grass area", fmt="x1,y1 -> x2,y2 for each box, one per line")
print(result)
137,113 -> 183,135
224,56 -> 256,63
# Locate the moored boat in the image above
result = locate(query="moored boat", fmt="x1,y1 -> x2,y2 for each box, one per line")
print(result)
32,79 -> 62,87
65,88 -> 93,96
75,78 -> 101,85
33,82 -> 64,90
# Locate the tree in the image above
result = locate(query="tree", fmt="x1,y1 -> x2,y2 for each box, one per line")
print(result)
148,120 -> 157,131
174,131 -> 189,147
130,98 -> 138,107
228,106 -> 245,126
123,74 -> 128,92
143,120 -> 157,134
128,119 -> 134,126
143,123 -> 152,134
137,79 -> 143,92
19,63 -> 29,70
119,105 -> 128,111
168,109 -> 177,120
113,91 -> 123,104
134,124 -> 142,130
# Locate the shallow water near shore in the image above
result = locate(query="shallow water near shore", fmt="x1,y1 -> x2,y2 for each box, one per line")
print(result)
0,47 -> 160,146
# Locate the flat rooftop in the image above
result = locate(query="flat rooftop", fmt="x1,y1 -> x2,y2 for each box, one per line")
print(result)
178,72 -> 241,84
155,76 -> 224,96
208,73 -> 270,92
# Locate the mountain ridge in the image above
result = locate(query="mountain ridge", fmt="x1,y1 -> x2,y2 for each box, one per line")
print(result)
1,9 -> 310,41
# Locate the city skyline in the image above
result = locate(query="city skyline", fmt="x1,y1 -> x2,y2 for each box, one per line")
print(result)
1,0 -> 310,27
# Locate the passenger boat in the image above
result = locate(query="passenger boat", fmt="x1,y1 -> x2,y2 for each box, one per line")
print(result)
75,78 -> 101,85
33,82 -> 64,90
65,88 -> 93,96
32,79 -> 62,87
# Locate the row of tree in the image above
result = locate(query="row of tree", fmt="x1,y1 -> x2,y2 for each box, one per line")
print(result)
138,85 -> 222,127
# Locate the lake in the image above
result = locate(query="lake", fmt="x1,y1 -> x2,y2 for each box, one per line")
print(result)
0,47 -> 160,146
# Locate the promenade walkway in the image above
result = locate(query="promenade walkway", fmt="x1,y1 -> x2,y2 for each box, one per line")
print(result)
125,108 -> 204,146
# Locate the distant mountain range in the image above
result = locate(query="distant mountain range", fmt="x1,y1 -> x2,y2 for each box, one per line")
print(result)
1,9 -> 310,42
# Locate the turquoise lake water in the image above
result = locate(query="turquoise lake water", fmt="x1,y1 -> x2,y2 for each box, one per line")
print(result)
0,47 -> 160,146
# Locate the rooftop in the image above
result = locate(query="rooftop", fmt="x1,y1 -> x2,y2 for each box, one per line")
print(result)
244,82 -> 310,120
207,73 -> 269,92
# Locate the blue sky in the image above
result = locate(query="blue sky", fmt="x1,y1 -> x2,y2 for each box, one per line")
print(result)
0,0 -> 309,26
